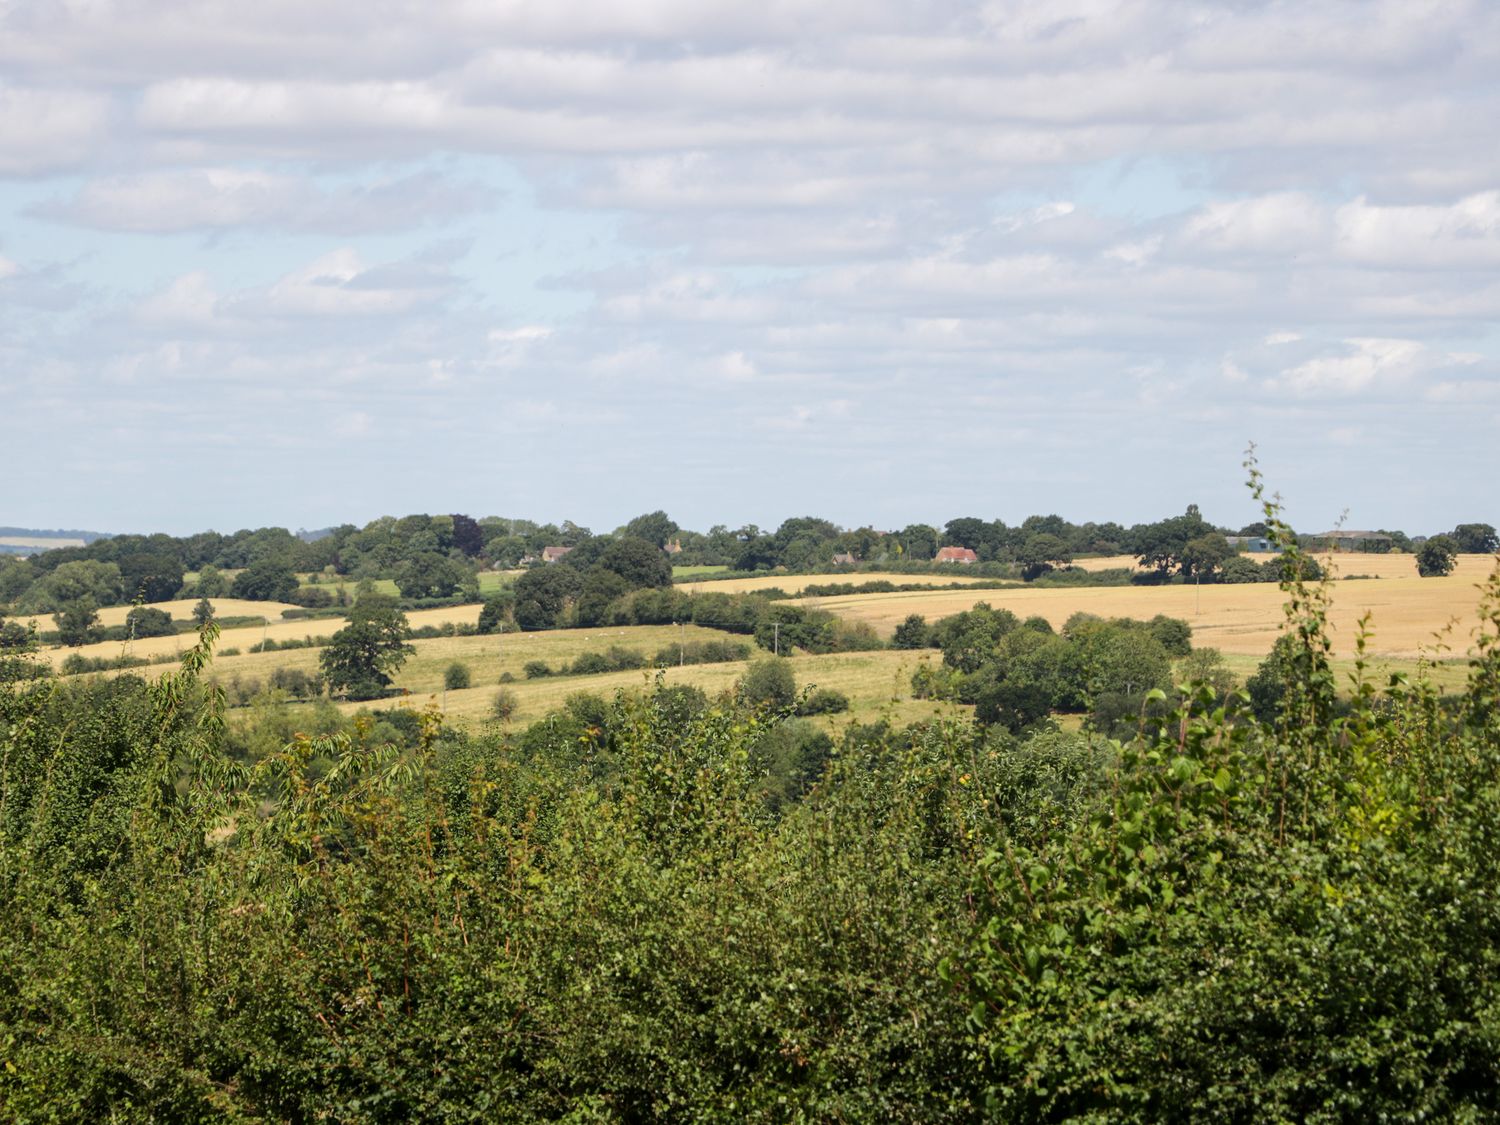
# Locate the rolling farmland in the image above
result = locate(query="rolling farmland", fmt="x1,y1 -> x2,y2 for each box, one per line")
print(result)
798,559 -> 1500,659
678,570 -> 1001,595
16,552 -> 1498,732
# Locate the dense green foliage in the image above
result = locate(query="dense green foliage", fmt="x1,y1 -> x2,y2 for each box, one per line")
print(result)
6,479 -> 1500,1119
945,482 -> 1500,1119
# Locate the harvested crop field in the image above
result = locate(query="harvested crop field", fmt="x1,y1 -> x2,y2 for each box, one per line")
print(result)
29,604 -> 482,670
678,570 -> 1001,595
797,565 -> 1500,660
1070,552 -> 1497,581
5,598 -> 304,631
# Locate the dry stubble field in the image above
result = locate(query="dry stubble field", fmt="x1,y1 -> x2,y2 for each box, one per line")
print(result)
678,570 -> 1000,595
798,557 -> 1500,661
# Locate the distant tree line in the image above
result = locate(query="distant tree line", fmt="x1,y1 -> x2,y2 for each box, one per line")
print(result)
3,508 -> 1494,646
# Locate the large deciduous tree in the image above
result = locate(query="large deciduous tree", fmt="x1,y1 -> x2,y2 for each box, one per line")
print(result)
393,551 -> 469,599
449,513 -> 485,557
513,565 -> 584,631
1017,533 -> 1072,581
319,596 -> 413,700
118,551 -> 184,603
595,537 -> 673,589
1416,535 -> 1459,577
53,597 -> 103,647
230,560 -> 300,602
621,510 -> 679,549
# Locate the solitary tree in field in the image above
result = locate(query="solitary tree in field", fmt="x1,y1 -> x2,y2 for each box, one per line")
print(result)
192,598 -> 215,628
53,597 -> 103,647
1416,535 -> 1459,578
319,596 -> 413,700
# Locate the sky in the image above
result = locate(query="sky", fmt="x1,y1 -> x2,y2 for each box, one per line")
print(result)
2,0 -> 1498,538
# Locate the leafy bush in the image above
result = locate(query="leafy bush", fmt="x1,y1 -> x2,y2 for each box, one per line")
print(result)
491,687 -> 519,720
444,661 -> 472,690
523,660 -> 552,679
891,613 -> 931,648
287,585 -> 334,608
739,657 -> 796,709
124,606 -> 174,638
796,687 -> 850,715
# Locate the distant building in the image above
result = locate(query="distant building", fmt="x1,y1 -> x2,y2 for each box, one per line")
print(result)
664,538 -> 683,555
1307,530 -> 1393,553
935,546 -> 979,564
1225,536 -> 1274,553
541,545 -> 574,563
831,552 -> 858,566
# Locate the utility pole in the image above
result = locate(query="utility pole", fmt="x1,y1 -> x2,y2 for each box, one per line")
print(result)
678,620 -> 685,667
773,621 -> 780,656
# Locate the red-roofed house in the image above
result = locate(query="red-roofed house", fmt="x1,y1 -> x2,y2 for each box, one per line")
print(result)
935,546 -> 978,564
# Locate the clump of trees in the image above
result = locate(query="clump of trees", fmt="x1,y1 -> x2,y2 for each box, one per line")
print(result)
909,602 -> 1188,734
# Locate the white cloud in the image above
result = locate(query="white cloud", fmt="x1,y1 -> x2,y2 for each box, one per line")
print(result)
1181,193 -> 1329,256
0,84 -> 109,174
715,350 -> 757,380
37,167 -> 487,233
1334,191 -> 1500,269
137,271 -> 221,326
5,0 -> 1500,533
260,247 -> 453,318
1270,337 -> 1429,397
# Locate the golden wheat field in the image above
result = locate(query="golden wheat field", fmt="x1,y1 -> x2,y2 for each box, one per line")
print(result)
4,597 -> 304,631
797,564 -> 1500,660
1071,552 -> 1497,580
23,604 -> 484,670
678,570 -> 999,595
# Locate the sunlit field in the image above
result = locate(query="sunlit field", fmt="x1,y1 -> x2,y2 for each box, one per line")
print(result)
678,570 -> 1002,595
796,562 -> 1500,660
1070,551 -> 1497,580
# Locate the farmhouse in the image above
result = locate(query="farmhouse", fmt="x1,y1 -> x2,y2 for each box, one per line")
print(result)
935,546 -> 979,564
541,545 -> 574,563
831,552 -> 858,566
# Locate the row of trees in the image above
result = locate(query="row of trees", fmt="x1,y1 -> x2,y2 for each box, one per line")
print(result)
4,507 -> 1494,618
